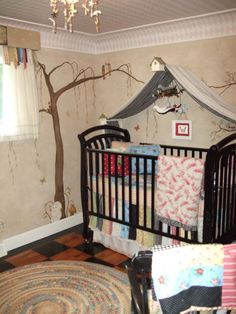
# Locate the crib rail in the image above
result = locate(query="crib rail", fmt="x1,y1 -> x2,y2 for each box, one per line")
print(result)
161,144 -> 207,159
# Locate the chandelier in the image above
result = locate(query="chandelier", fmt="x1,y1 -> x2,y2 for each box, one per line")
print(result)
49,0 -> 101,33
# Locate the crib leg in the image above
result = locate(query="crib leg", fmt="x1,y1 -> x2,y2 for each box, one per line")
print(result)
131,297 -> 139,314
83,227 -> 93,243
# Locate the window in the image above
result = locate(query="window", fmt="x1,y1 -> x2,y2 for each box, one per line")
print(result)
0,46 -> 39,142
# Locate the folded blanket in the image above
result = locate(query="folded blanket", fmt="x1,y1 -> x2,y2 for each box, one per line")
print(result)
155,155 -> 205,230
222,244 -> 236,307
152,244 -> 236,314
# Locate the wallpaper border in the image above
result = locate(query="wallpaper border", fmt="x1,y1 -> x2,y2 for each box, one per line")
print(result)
0,9 -> 236,54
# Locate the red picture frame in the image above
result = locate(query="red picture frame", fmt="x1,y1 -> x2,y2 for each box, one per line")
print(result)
172,120 -> 192,140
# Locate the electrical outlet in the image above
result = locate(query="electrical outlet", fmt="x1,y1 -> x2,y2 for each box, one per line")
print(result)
0,221 -> 6,232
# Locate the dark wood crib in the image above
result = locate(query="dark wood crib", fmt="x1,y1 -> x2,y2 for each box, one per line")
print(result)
78,125 -> 236,249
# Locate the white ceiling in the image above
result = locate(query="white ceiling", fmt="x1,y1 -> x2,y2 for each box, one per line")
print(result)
0,0 -> 236,35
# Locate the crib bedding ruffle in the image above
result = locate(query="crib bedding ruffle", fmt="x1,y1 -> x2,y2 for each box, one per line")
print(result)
90,190 -> 157,248
89,190 -> 197,249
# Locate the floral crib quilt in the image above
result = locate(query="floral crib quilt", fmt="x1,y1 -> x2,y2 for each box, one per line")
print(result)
155,155 -> 205,231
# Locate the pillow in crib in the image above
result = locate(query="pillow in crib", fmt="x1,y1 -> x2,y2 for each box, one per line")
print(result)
128,144 -> 161,174
111,141 -> 136,152
103,149 -> 130,176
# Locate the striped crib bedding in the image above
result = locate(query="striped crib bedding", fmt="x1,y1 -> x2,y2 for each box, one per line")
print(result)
89,173 -> 202,248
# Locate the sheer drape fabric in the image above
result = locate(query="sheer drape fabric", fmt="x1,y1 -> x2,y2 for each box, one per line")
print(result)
108,64 -> 236,123
0,47 -> 39,142
166,64 -> 236,123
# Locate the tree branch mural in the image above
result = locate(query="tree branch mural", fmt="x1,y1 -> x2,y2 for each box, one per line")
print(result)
211,120 -> 236,140
208,72 -> 236,138
208,71 -> 236,95
38,61 -> 143,219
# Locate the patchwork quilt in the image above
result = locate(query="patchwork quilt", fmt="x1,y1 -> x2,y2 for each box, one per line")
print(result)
152,244 -> 236,314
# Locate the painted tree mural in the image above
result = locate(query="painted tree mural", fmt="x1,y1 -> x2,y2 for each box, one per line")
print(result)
38,62 -> 143,218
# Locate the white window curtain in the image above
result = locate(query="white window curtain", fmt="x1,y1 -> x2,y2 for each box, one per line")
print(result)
0,46 -> 39,142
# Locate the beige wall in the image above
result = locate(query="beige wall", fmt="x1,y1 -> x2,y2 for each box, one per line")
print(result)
0,35 -> 236,240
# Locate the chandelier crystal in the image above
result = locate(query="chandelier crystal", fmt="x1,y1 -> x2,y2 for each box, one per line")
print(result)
49,0 -> 101,33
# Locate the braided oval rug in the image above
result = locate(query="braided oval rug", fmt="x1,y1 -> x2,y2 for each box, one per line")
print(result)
0,261 -> 131,314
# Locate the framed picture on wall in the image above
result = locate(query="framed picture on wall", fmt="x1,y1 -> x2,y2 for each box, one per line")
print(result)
172,120 -> 192,140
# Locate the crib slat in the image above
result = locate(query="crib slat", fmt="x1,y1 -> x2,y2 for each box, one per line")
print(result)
232,153 -> 236,228
215,163 -> 221,238
184,230 -> 188,239
151,158 -> 155,230
115,154 -> 119,220
159,220 -> 163,235
95,150 -> 100,213
88,150 -> 94,214
226,153 -> 232,231
136,156 -> 140,226
121,155 -> 125,222
101,151 -> 106,217
143,158 -> 147,228
221,156 -> 227,236
108,153 -> 112,217
129,155 -> 132,226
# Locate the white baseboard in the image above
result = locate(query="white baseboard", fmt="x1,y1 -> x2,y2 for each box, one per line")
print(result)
0,243 -> 7,258
2,212 -> 83,257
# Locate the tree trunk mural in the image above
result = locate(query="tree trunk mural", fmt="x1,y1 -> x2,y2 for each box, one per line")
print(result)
38,62 -> 143,219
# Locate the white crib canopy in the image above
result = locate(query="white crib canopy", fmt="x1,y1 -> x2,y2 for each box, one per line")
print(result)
108,63 -> 236,123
